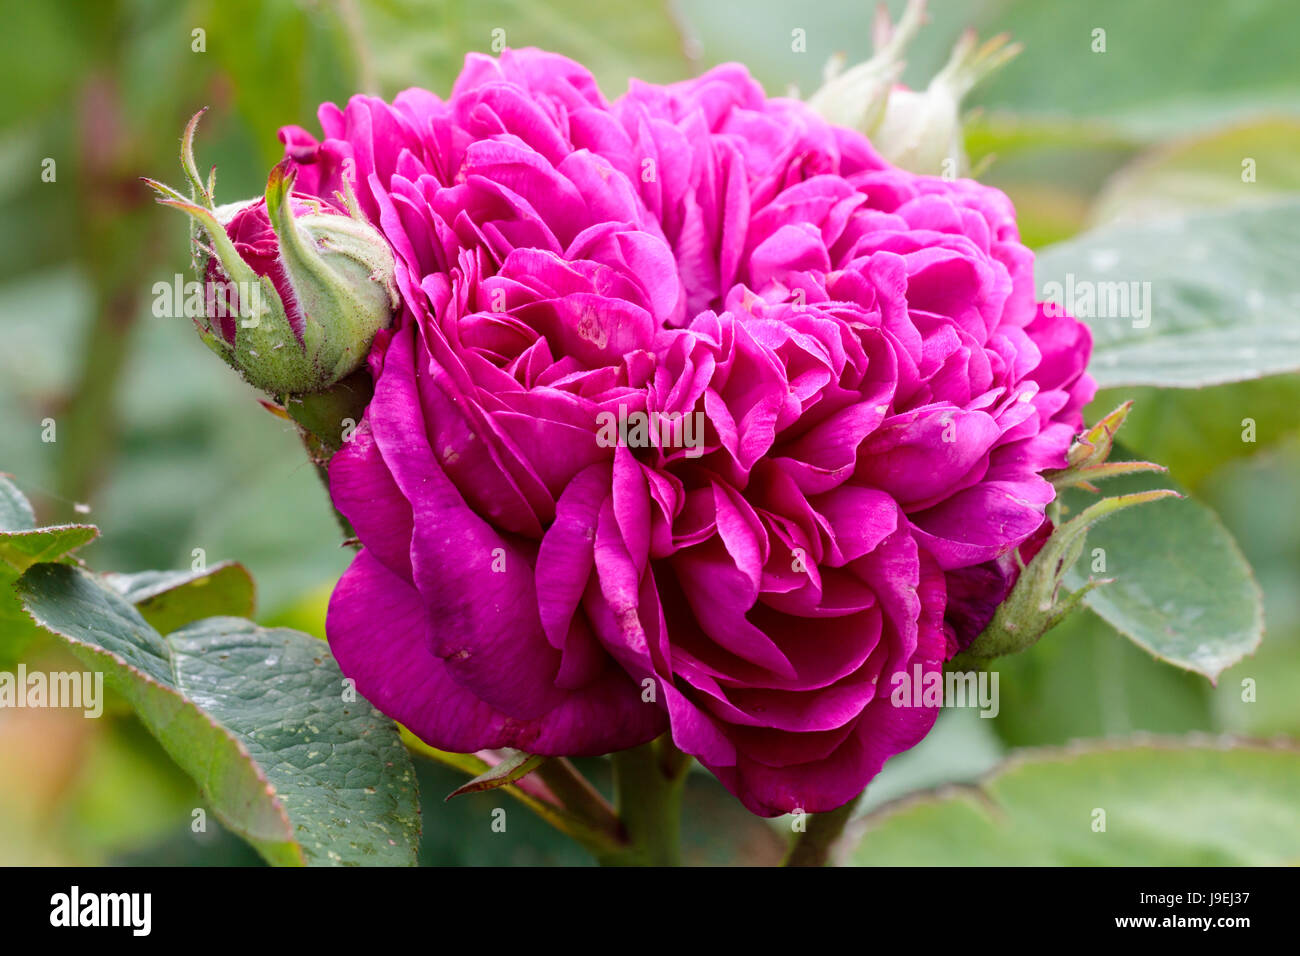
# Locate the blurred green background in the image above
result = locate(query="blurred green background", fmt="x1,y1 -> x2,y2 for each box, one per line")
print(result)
1,0 -> 1298,865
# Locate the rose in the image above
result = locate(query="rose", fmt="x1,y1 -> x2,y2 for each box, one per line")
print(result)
287,48 -> 1092,815
308,50 -> 678,755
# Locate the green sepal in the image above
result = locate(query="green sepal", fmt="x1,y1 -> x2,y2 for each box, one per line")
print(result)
960,488 -> 1181,663
1047,401 -> 1166,491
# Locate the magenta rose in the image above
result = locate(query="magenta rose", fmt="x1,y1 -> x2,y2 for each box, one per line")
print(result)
277,49 -> 1092,815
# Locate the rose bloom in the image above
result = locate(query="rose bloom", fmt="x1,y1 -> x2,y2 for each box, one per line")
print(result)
272,49 -> 1092,816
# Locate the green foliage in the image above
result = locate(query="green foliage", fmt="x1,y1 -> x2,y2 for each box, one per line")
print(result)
848,741 -> 1300,866
1061,468 -> 1263,682
102,563 -> 256,635
0,475 -> 96,664
446,750 -> 548,799
1036,201 -> 1300,388
1089,118 -> 1300,225
19,563 -> 420,866
3,480 -> 419,867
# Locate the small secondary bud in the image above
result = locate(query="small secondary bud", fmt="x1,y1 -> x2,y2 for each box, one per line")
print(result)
143,109 -> 397,396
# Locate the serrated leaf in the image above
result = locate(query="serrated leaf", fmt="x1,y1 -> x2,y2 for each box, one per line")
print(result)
1036,201 -> 1300,388
0,475 -> 37,531
0,476 -> 97,663
446,749 -> 547,800
0,477 -> 97,573
846,740 -> 1300,866
0,524 -> 98,572
1062,463 -> 1263,682
165,617 -> 419,865
17,563 -> 419,866
101,562 -> 256,635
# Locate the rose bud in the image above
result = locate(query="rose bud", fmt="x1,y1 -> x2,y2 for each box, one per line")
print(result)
806,0 -> 926,136
807,0 -> 1021,177
869,27 -> 1021,177
143,110 -> 398,397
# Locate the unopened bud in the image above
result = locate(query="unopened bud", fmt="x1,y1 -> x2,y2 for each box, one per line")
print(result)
807,1 -> 1021,178
806,0 -> 926,136
143,110 -> 397,396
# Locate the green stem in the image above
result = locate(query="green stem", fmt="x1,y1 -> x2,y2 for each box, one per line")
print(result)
56,74 -> 158,510
282,370 -> 374,539
783,791 -> 863,866
55,286 -> 137,505
603,738 -> 690,866
283,369 -> 374,460
403,735 -> 628,859
533,757 -> 624,849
